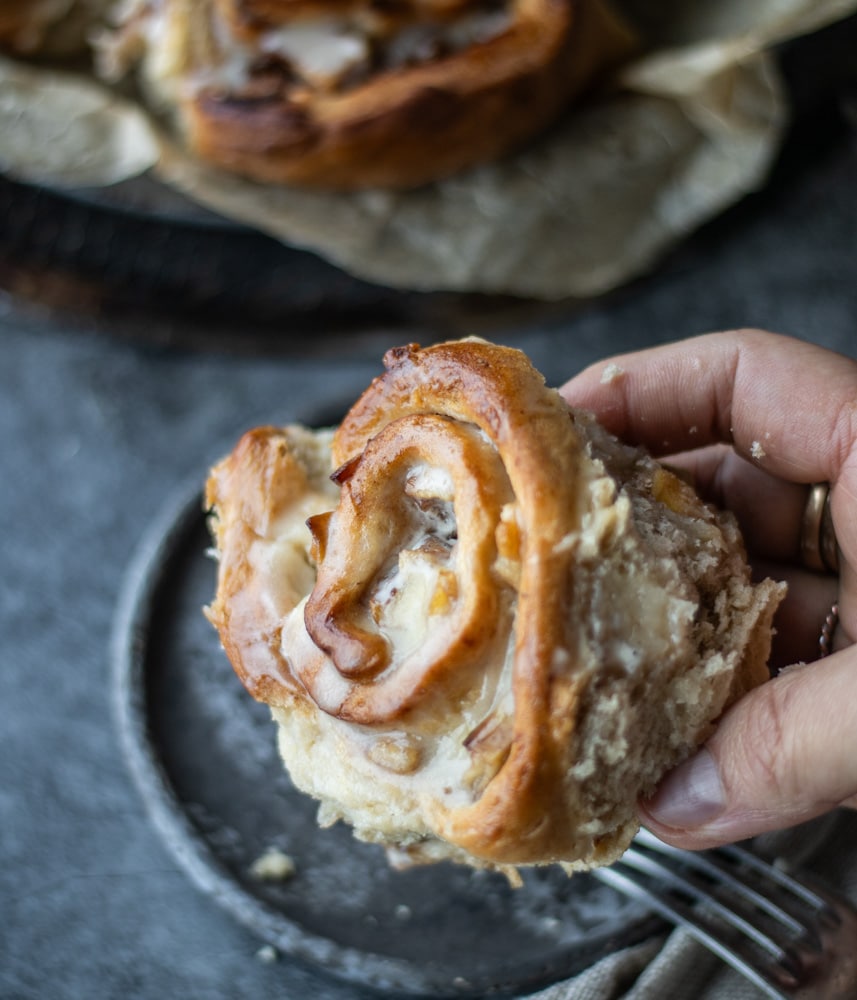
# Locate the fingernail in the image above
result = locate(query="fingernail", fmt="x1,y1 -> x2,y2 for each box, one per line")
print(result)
644,748 -> 726,830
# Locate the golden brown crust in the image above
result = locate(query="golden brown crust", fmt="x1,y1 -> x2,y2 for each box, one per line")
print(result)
312,341 -> 591,863
205,425 -> 339,706
303,412 -> 513,723
100,0 -> 637,190
205,340 -> 786,872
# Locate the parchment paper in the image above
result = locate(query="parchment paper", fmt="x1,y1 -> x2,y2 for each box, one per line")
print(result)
0,56 -> 157,186
1,0 -> 855,299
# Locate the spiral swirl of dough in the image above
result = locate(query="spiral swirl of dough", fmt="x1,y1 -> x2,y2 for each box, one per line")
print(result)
305,344 -> 587,699
301,412 -> 511,722
96,0 -> 636,190
298,342 -> 590,862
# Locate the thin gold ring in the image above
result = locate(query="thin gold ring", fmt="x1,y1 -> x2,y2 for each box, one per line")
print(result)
801,483 -> 840,574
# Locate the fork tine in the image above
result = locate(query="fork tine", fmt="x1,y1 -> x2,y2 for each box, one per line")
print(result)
637,828 -> 834,914
715,841 -> 841,926
633,829 -> 827,946
593,859 -> 796,1000
594,830 -> 857,999
619,845 -> 804,971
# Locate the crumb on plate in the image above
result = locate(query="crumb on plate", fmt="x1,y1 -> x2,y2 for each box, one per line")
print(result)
250,847 -> 296,882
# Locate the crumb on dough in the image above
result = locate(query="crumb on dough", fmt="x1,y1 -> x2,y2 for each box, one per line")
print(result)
750,440 -> 766,460
600,363 -> 625,385
250,847 -> 296,882
777,661 -> 808,677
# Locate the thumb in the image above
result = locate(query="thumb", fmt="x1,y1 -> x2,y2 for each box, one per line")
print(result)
640,647 -> 857,850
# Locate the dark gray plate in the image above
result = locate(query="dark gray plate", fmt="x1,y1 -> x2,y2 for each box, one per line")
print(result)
111,467 -> 665,998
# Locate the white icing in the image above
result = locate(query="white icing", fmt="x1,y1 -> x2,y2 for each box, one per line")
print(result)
375,549 -> 449,660
260,22 -> 370,87
118,0 -> 513,97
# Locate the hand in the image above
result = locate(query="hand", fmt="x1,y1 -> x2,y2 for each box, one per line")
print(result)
560,330 -> 857,850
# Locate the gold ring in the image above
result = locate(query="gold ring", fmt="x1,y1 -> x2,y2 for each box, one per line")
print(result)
801,483 -> 840,574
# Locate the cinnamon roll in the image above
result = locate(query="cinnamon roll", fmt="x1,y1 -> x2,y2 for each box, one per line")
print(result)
205,340 -> 785,876
97,0 -> 636,189
0,0 -> 108,55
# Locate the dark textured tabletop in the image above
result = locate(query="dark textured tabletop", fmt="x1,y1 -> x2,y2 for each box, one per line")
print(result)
3,17 -> 857,1000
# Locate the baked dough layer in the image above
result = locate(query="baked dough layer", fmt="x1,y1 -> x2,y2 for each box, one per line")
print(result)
0,0 -> 108,55
205,340 -> 785,876
97,0 -> 636,189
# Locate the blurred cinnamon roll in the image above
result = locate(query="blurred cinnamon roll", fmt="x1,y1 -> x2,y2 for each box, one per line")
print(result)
0,0 -> 108,55
205,340 -> 785,876
97,0 -> 636,189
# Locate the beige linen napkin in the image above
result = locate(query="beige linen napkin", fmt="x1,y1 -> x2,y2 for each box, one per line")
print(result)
528,810 -> 857,999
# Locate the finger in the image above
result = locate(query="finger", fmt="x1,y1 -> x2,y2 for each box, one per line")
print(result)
752,560 -> 838,668
560,330 -> 857,485
638,645 -> 857,849
667,444 -> 808,562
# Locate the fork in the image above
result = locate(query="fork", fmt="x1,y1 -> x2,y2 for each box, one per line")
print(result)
591,827 -> 857,999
